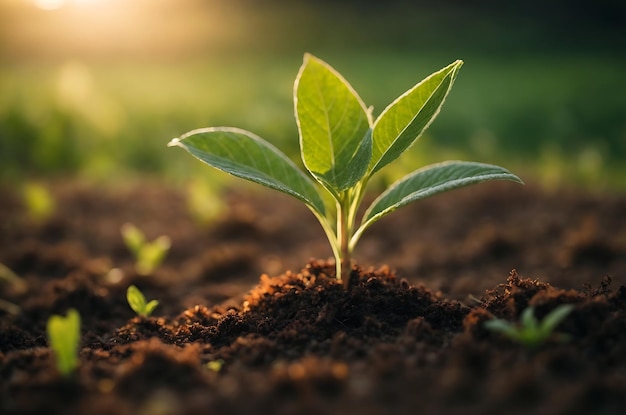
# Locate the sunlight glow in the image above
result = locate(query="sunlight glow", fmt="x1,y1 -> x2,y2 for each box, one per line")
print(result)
34,0 -> 65,10
33,0 -> 100,10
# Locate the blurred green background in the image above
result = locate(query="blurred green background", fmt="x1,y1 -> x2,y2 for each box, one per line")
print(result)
1,0 -> 625,190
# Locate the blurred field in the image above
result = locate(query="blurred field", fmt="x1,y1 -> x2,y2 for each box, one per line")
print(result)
1,0 -> 625,190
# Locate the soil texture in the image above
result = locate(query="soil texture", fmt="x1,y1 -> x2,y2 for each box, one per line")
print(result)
1,180 -> 626,414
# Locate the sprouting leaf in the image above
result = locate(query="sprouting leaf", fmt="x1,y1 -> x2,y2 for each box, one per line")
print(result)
295,54 -> 372,194
121,224 -> 170,275
169,127 -> 326,216
539,304 -> 575,337
369,60 -> 463,175
121,223 -> 146,255
170,54 -> 523,284
46,309 -> 81,376
127,285 -> 159,317
356,161 -> 523,243
484,304 -> 574,348
206,359 -> 225,372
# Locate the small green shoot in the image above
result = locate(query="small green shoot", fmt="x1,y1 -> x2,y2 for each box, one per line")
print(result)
46,308 -> 81,376
121,223 -> 171,275
169,54 -> 523,287
484,304 -> 574,348
0,262 -> 27,294
22,182 -> 55,222
126,285 -> 159,317
206,359 -> 225,373
186,179 -> 226,226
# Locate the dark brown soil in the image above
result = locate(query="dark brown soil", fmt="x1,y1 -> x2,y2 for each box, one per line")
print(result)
1,179 -> 626,414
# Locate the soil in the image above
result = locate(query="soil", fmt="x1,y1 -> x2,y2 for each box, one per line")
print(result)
1,179 -> 626,414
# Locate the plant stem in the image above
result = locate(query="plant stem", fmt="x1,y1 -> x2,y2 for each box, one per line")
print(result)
337,192 -> 355,288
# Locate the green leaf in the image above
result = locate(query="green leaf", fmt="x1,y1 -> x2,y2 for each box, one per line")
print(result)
144,300 -> 159,317
369,60 -> 463,175
169,127 -> 326,216
121,223 -> 145,255
539,304 -> 574,335
127,285 -> 146,314
46,309 -> 81,376
295,54 -> 372,194
484,319 -> 519,339
359,161 -> 523,238
521,307 -> 538,331
126,285 -> 159,317
136,235 -> 171,275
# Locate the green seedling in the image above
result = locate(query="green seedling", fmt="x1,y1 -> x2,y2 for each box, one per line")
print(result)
0,262 -> 27,294
121,223 -> 171,275
169,54 -> 523,287
0,263 -> 25,315
484,304 -> 574,348
186,179 -> 226,226
22,182 -> 55,222
206,359 -> 225,373
46,308 -> 81,376
126,285 -> 159,317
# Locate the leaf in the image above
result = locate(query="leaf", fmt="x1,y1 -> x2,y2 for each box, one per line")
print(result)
144,300 -> 159,317
539,304 -> 574,335
359,161 -> 523,237
136,235 -> 171,275
169,127 -> 326,216
46,309 -> 81,376
127,285 -> 147,315
369,60 -> 463,175
295,54 -> 372,194
484,319 -> 519,339
121,223 -> 145,255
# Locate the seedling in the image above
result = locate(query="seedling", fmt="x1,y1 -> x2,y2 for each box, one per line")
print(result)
46,308 -> 81,376
0,262 -> 27,294
126,285 -> 159,317
121,223 -> 171,275
22,182 -> 55,222
206,359 -> 225,373
484,304 -> 574,348
169,54 -> 523,287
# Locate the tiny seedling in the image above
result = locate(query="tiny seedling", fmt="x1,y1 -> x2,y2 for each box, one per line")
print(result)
22,182 -> 55,222
484,304 -> 574,348
46,308 -> 81,376
206,359 -> 225,373
169,54 -> 523,287
121,223 -> 171,275
126,284 -> 159,317
0,262 -> 27,294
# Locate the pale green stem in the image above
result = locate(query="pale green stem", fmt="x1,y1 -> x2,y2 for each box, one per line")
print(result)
337,194 -> 352,288
309,207 -> 341,278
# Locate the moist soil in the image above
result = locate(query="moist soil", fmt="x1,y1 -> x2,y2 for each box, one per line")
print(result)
1,179 -> 626,414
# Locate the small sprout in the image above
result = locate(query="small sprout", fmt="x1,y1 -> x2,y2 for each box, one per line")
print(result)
0,262 -> 27,294
206,359 -> 225,373
484,304 -> 574,348
121,223 -> 171,275
169,53 -> 522,288
22,182 -> 55,222
126,285 -> 159,317
0,298 -> 21,315
186,179 -> 226,226
46,308 -> 81,376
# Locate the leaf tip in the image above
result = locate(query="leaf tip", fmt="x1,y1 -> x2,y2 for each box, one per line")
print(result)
167,138 -> 181,148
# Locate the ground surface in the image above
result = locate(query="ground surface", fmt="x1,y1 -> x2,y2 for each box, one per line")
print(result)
1,179 -> 626,414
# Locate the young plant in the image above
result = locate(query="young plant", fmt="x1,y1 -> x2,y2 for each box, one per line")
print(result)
126,284 -> 159,317
484,304 -> 574,348
121,223 -> 171,276
46,308 -> 81,376
22,182 -> 55,222
169,54 -> 523,287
